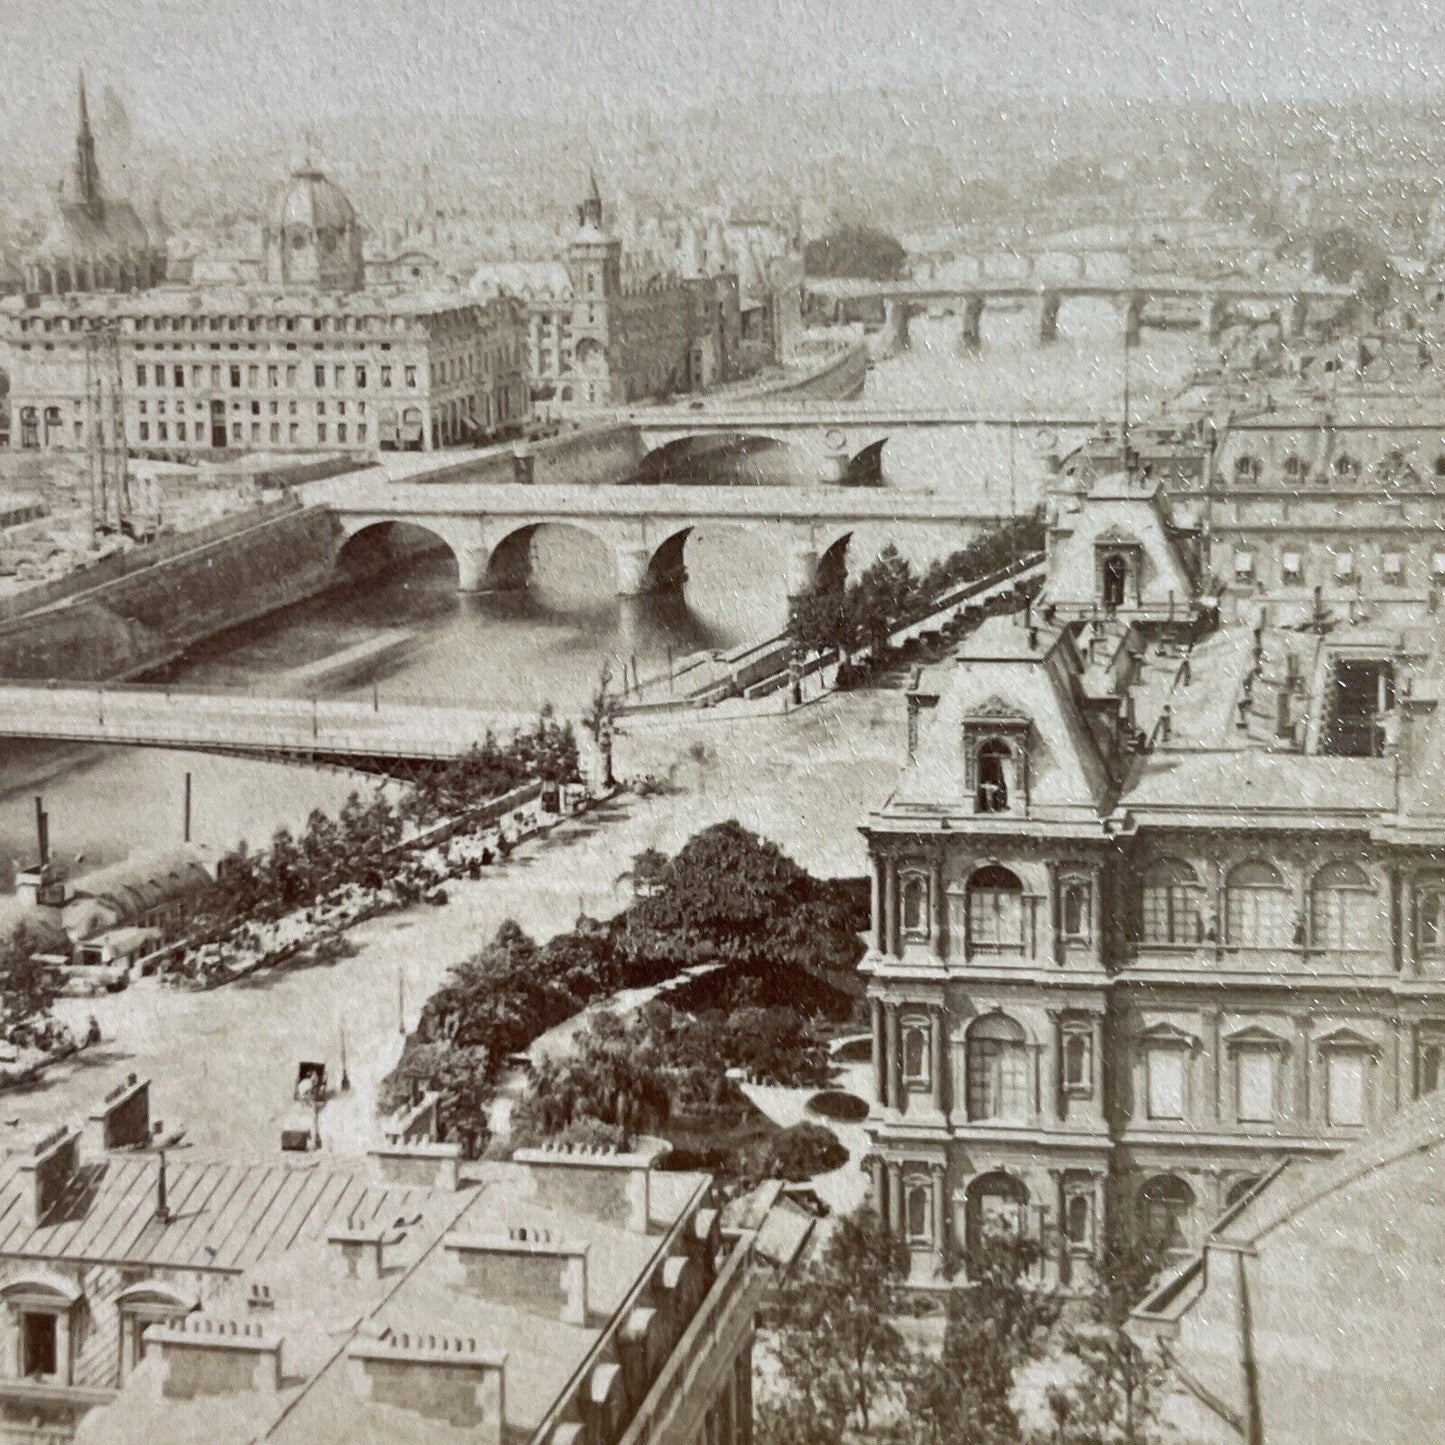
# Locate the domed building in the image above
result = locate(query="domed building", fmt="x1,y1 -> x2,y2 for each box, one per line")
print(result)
262,166 -> 364,291
22,75 -> 165,296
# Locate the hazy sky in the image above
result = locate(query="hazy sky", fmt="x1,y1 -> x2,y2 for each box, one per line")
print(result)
1,0 -> 1443,157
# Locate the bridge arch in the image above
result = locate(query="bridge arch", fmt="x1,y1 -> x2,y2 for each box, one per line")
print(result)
634,431 -> 805,487
480,519 -> 620,594
334,518 -> 467,586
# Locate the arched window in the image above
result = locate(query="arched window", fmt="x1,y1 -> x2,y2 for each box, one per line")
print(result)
965,1171 -> 1029,1253
1138,1174 -> 1195,1249
1309,861 -> 1376,950
1282,454 -> 1305,482
901,874 -> 929,938
1140,858 -> 1203,945
1333,453 -> 1360,480
1064,1192 -> 1092,1246
1225,860 -> 1292,948
967,865 -> 1025,952
1101,552 -> 1129,609
975,740 -> 1011,813
1434,455 -> 1445,479
1061,881 -> 1091,941
1233,454 -> 1261,482
904,1178 -> 932,1244
966,1014 -> 1030,1120
1063,1032 -> 1092,1093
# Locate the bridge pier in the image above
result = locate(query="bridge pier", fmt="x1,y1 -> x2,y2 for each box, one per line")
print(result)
821,445 -> 852,484
1203,295 -> 1231,342
881,299 -> 912,353
1124,293 -> 1145,348
1283,294 -> 1309,338
785,543 -> 819,604
614,543 -> 656,598
958,295 -> 985,351
1038,290 -> 1062,344
455,548 -> 488,593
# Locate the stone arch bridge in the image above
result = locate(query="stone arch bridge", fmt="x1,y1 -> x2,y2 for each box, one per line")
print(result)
323,478 -> 1013,601
807,275 -> 1356,349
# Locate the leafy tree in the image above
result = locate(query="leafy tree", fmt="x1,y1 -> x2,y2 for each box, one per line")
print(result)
381,1041 -> 494,1159
763,1206 -> 911,1435
804,223 -> 907,281
618,821 -> 862,981
618,847 -> 671,898
1312,224 -> 1395,307
511,1009 -> 671,1147
0,925 -> 63,1048
857,544 -> 918,657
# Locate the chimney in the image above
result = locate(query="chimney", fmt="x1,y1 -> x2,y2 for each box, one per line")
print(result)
155,1149 -> 170,1225
34,797 -> 48,868
368,1139 -> 461,1192
86,1074 -> 151,1153
445,1228 -> 588,1325
347,1332 -> 505,1441
147,1317 -> 283,1399
328,1221 -> 404,1283
512,1144 -> 655,1233
16,1126 -> 81,1230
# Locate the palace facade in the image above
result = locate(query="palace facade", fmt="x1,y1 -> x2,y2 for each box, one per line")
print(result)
862,466 -> 1445,1283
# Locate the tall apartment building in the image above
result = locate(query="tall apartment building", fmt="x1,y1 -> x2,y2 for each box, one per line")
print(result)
0,1076 -> 759,1445
2,284 -> 529,457
862,466 -> 1445,1283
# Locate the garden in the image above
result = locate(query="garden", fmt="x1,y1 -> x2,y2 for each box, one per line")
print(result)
380,820 -> 871,1192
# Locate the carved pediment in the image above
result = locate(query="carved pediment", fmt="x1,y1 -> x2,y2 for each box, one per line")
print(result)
964,696 -> 1031,726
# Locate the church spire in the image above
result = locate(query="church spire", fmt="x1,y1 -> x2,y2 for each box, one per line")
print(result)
73,69 -> 103,216
577,166 -> 605,230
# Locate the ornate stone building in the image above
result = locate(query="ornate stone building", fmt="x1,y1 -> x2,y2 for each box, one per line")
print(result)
863,468 -> 1445,1283
507,177 -> 749,412
4,167 -> 528,457
22,75 -> 167,297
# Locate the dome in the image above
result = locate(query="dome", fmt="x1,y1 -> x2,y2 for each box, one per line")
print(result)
279,168 -> 356,232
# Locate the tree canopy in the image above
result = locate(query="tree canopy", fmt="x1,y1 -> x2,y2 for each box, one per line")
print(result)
803,223 -> 907,281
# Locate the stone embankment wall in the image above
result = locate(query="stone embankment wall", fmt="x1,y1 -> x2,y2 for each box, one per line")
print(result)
0,504 -> 347,682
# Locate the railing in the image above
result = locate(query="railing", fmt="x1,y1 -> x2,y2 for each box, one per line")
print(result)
0,683 -> 575,761
616,1232 -> 763,1445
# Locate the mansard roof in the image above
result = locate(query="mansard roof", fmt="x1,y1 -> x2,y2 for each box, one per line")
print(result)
880,616 -> 1112,826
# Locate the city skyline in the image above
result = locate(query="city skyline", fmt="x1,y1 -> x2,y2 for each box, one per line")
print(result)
2,0 -> 1445,160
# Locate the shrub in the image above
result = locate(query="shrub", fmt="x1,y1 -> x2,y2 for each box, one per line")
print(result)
760,1121 -> 848,1181
807,1090 -> 869,1122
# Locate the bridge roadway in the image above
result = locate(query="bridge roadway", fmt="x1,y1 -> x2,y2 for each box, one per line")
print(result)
0,683 -> 575,778
309,475 -> 1017,597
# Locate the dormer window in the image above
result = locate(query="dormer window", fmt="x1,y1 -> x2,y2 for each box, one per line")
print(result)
975,740 -> 1011,813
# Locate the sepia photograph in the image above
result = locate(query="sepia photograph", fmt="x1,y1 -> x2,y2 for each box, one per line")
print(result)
0,1 -> 1437,1440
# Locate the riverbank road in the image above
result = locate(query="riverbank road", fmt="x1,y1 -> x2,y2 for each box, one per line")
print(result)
4,689 -> 904,1158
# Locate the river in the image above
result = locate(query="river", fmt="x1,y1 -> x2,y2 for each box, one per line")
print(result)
0,304 -> 1205,884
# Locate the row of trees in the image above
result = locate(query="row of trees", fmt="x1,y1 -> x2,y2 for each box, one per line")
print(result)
380,822 -> 865,1159
760,1210 -> 1171,1445
174,714 -> 580,940
789,517 -> 1046,672
403,712 -> 581,826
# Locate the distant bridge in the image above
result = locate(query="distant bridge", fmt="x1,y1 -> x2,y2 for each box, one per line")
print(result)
0,683 -> 574,780
625,404 -> 1101,482
806,273 -> 1357,347
310,475 -> 1017,598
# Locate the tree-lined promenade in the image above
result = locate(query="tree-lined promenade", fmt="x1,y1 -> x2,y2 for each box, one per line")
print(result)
0,689 -> 902,1154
